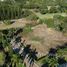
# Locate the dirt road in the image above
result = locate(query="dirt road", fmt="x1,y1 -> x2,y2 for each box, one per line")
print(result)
0,18 -> 31,30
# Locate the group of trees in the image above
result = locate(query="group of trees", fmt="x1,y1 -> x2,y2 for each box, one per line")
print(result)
0,1 -> 23,20
0,28 -> 38,67
53,15 -> 67,32
39,6 -> 67,14
20,0 -> 67,14
22,0 -> 67,8
0,29 -> 25,67
0,0 -> 67,20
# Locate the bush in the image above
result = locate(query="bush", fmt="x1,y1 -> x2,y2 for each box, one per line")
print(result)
39,9 -> 48,14
22,9 -> 32,17
53,15 -> 67,32
3,20 -> 14,25
27,13 -> 39,20
49,6 -> 59,13
39,6 -> 48,14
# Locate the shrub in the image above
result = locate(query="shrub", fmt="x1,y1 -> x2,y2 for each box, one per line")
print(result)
39,9 -> 48,14
53,15 -> 67,32
27,13 -> 39,20
39,6 -> 48,14
22,9 -> 32,17
3,20 -> 14,25
49,6 -> 59,13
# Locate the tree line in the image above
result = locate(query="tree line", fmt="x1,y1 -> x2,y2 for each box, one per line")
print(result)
0,2 -> 23,20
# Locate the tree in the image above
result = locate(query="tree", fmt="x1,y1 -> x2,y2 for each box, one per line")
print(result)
42,56 -> 58,67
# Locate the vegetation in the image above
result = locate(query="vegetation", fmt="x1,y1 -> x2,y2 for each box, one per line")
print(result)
22,24 -> 33,35
27,13 -> 39,20
39,45 -> 67,67
53,15 -> 67,32
0,52 -> 5,66
0,0 -> 67,67
0,29 -> 25,67
0,1 -> 22,20
0,0 -> 67,21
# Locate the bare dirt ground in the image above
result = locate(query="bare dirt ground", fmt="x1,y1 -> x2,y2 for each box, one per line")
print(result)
22,24 -> 67,57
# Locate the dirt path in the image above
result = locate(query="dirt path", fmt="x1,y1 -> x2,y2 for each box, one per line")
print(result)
0,18 -> 31,30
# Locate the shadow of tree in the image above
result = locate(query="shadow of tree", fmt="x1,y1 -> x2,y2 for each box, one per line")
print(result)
21,45 -> 31,60
41,62 -> 49,67
48,48 -> 57,57
14,28 -> 23,36
15,36 -> 21,43
0,42 -> 4,51
20,44 -> 38,67
56,43 -> 67,49
27,48 -> 38,67
58,57 -> 66,64
4,52 -> 11,64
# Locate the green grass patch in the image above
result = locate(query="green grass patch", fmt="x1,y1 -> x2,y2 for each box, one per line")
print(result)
39,18 -> 54,28
22,24 -> 33,35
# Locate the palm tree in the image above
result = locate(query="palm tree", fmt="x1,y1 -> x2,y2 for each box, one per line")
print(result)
42,56 -> 58,67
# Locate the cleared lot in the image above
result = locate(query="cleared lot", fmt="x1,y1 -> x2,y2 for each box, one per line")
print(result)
22,24 -> 67,57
